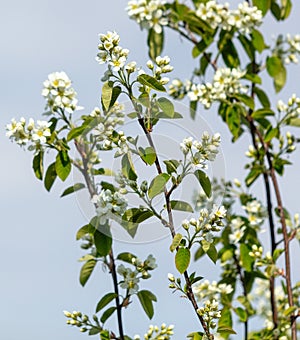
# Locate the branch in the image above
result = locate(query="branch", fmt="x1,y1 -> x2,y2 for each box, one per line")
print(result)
135,109 -> 213,339
74,138 -> 125,340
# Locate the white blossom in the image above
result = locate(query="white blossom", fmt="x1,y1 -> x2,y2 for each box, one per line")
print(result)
42,71 -> 80,113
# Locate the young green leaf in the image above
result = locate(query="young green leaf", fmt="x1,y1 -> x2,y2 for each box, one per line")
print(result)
137,290 -> 157,319
170,200 -> 194,212
138,146 -> 156,165
194,170 -> 212,198
148,173 -> 170,199
55,151 -> 71,181
32,151 -> 44,180
157,97 -> 175,118
122,208 -> 154,224
117,252 -> 137,264
147,28 -> 164,61
94,225 -> 112,257
96,293 -> 118,313
137,74 -> 166,92
76,224 -> 95,240
60,183 -> 85,197
100,306 -> 116,324
170,233 -> 183,252
121,153 -> 137,181
175,247 -> 191,274
79,259 -> 97,287
44,162 -> 57,191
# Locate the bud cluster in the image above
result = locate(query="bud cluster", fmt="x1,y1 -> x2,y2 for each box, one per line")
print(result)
146,56 -> 173,85
180,131 -> 221,170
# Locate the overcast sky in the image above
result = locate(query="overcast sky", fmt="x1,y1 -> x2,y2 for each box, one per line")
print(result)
1,1 -> 300,339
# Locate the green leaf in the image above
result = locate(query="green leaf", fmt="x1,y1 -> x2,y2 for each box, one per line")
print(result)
137,74 -> 166,92
101,82 -> 121,111
163,159 -> 180,174
190,100 -> 197,119
254,87 -> 271,108
234,307 -> 248,322
121,153 -> 137,181
137,290 -> 157,319
76,224 -> 95,240
148,173 -> 170,199
187,332 -> 204,340
266,56 -> 286,92
238,35 -> 255,61
233,94 -> 255,110
44,162 -> 57,191
289,118 -> 300,127
138,146 -> 156,165
264,127 -> 279,142
271,1 -> 281,20
170,233 -> 183,252
240,243 -> 254,272
252,108 -> 275,119
226,104 -> 243,140
96,293 -> 118,313
89,328 -> 101,336
217,326 -> 237,335
194,170 -> 211,198
80,259 -> 97,287
147,28 -> 164,61
221,38 -> 240,68
122,208 -> 154,224
251,29 -> 267,53
100,306 -> 116,324
61,183 -> 85,197
94,223 -> 112,257
157,97 -> 175,118
67,126 -> 86,141
283,306 -> 297,317
117,252 -> 137,264
253,0 -> 271,15
55,151 -> 71,181
218,307 -> 233,331
32,151 -> 44,180
100,330 -> 110,339
170,200 -> 194,212
175,247 -> 191,274
280,0 -> 292,19
207,244 -> 218,264
243,73 -> 262,84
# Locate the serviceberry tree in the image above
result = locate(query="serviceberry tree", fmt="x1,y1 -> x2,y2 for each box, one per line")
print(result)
6,0 -> 300,339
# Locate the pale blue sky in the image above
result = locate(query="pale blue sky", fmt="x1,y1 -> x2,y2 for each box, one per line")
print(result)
1,1 -> 300,339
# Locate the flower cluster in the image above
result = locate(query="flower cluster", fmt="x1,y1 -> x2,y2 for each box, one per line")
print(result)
188,67 -> 246,109
6,117 -> 51,147
196,1 -> 262,34
63,310 -> 101,334
134,324 -> 174,340
182,205 -> 226,244
180,131 -> 221,169
96,31 -> 129,72
146,55 -> 173,85
117,264 -> 140,295
126,0 -> 168,34
42,71 -> 79,113
193,279 -> 233,301
242,199 -> 266,228
91,189 -> 128,224
228,217 -> 246,244
117,254 -> 157,294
